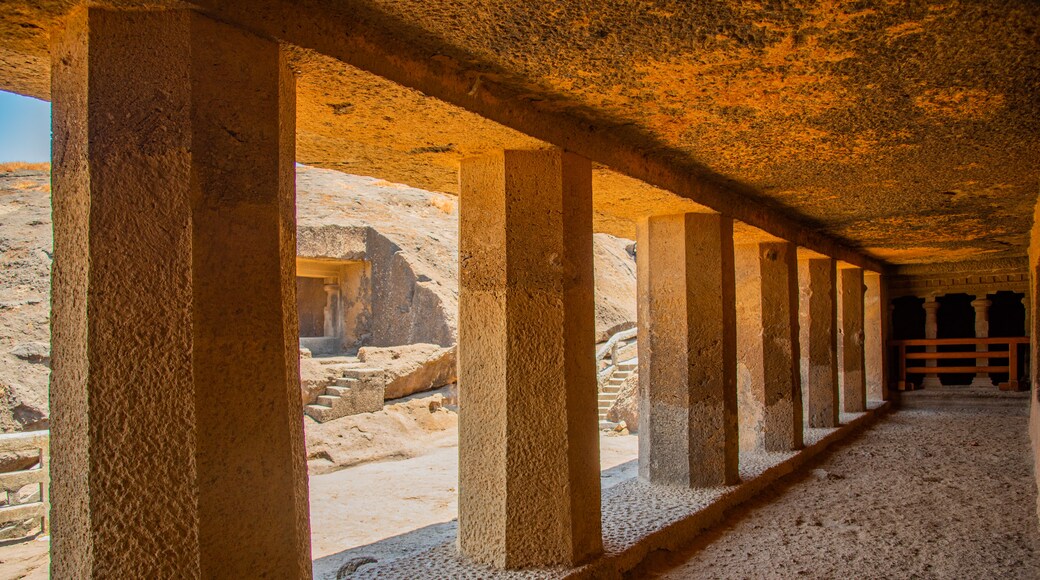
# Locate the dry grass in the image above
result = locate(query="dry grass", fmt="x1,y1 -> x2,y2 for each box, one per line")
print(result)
429,195 -> 454,214
0,162 -> 49,173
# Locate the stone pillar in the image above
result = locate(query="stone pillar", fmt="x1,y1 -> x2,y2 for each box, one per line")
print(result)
323,282 -> 341,338
970,295 -> 995,388
922,296 -> 943,388
50,8 -> 309,578
798,256 -> 839,428
637,213 -> 739,487
1022,294 -> 1031,336
458,149 -> 601,568
864,272 -> 887,401
837,267 -> 867,412
735,242 -> 803,451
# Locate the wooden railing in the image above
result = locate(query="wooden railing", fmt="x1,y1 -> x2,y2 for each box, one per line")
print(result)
889,337 -> 1029,391
0,430 -> 49,537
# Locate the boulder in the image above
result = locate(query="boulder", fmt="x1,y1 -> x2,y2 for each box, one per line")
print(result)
9,342 -> 49,365
606,368 -> 639,433
358,343 -> 456,400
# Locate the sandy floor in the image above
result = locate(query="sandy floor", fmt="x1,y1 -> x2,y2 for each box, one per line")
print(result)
633,398 -> 1040,579
0,431 -> 638,579
5,397 -> 1040,579
310,431 -> 637,560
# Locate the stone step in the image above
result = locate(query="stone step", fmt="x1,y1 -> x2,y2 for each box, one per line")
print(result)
325,385 -> 351,397
315,395 -> 339,407
600,386 -> 620,395
617,363 -> 637,371
303,404 -> 332,422
342,367 -> 382,380
333,376 -> 359,387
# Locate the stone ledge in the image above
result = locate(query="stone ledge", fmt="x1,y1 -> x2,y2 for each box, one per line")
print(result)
339,401 -> 891,579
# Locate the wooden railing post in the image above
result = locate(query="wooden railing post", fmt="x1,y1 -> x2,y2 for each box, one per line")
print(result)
898,345 -> 908,390
1005,339 -> 1020,391
888,336 -> 1028,392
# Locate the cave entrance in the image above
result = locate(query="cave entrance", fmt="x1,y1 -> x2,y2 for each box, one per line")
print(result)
296,258 -> 370,356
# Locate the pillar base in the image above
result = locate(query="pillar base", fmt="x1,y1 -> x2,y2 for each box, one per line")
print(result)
921,375 -> 943,388
969,376 -> 995,388
999,380 -> 1023,392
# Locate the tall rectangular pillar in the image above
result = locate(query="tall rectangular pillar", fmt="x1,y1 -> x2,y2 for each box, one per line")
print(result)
735,242 -> 803,451
458,149 -> 601,568
837,267 -> 867,412
637,213 -> 739,487
798,256 -> 839,428
50,9 -> 310,578
864,272 -> 889,400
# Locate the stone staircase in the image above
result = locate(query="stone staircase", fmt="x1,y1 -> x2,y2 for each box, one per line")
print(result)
598,360 -> 636,429
304,367 -> 385,422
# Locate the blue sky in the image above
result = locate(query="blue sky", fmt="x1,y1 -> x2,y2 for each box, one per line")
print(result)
0,91 -> 50,163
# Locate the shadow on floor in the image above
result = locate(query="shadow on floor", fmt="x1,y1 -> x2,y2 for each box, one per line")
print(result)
313,520 -> 458,579
312,458 -> 641,578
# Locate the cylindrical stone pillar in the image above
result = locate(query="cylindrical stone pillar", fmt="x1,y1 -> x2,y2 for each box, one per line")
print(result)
735,242 -> 803,451
458,149 -> 601,568
837,267 -> 867,411
970,295 -> 994,387
922,296 -> 943,388
798,255 -> 839,428
637,213 -> 739,487
50,8 -> 310,578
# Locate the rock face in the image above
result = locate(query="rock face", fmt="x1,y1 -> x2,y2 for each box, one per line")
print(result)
0,165 -> 636,431
304,389 -> 457,475
358,344 -> 457,400
295,165 -> 636,349
593,234 -> 638,342
0,168 -> 51,433
607,369 -> 639,433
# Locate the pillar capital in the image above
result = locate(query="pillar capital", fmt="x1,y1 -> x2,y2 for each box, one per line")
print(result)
971,300 -> 993,311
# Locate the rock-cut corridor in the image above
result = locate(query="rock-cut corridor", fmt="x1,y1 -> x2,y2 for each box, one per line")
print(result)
633,394 -> 1040,579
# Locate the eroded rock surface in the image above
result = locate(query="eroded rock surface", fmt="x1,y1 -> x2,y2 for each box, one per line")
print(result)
607,369 -> 639,433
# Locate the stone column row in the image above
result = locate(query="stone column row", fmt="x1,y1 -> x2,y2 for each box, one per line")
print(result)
455,192 -> 882,568
49,7 -> 888,576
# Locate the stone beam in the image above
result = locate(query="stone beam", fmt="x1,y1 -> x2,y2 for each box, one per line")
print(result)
637,213 -> 739,487
736,242 -> 803,451
49,8 -> 310,578
457,149 -> 601,567
798,256 -> 839,428
186,0 -> 885,273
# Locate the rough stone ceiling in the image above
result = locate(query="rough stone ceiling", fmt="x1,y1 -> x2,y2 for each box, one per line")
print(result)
1,1 -> 1038,267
